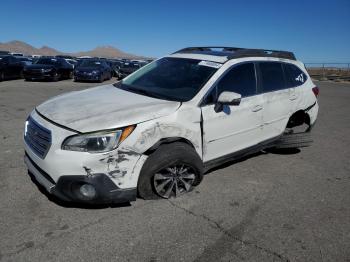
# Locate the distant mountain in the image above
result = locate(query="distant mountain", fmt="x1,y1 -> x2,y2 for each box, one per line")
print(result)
0,40 -> 147,59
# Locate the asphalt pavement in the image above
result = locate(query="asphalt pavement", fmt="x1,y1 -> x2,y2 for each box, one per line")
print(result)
0,79 -> 349,262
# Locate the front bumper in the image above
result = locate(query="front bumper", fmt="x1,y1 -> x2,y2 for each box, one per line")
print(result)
23,110 -> 148,204
24,71 -> 55,80
25,153 -> 136,204
74,72 -> 100,81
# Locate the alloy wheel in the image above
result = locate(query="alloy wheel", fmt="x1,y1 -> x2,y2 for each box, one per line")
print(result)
153,164 -> 196,198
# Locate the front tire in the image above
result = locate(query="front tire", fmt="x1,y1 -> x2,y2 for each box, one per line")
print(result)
53,73 -> 60,82
138,142 -> 203,200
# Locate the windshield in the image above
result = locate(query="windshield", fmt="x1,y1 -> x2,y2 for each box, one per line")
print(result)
36,58 -> 60,65
79,60 -> 102,67
116,57 -> 219,102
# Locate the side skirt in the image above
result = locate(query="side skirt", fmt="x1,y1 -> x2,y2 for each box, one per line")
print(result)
203,135 -> 281,172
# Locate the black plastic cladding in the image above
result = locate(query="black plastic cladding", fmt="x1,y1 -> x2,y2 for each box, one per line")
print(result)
174,46 -> 296,61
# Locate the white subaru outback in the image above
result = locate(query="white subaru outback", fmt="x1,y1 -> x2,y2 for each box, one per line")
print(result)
24,47 -> 319,204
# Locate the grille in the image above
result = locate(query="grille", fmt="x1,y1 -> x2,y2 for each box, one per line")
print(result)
24,117 -> 52,159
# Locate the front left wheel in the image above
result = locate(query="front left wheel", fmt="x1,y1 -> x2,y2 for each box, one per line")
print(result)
138,142 -> 203,200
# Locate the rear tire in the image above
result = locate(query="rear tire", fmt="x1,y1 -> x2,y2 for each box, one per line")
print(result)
0,71 -> 3,81
138,142 -> 203,200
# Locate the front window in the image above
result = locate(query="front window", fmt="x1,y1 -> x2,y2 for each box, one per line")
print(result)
79,60 -> 102,67
116,57 -> 220,102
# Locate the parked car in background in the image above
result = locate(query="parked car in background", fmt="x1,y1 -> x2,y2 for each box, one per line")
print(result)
23,57 -> 74,81
16,56 -> 33,66
107,59 -> 124,79
0,55 -> 27,81
65,59 -> 78,68
119,61 -> 142,79
74,59 -> 112,82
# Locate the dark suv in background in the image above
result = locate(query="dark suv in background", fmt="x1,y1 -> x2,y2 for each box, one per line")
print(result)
23,57 -> 74,81
119,61 -> 142,79
74,59 -> 112,82
0,55 -> 28,81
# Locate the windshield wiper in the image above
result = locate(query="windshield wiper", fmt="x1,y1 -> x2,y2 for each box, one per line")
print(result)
114,83 -> 175,101
113,81 -> 181,102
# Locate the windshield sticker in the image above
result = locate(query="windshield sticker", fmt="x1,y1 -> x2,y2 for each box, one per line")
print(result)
198,61 -> 222,69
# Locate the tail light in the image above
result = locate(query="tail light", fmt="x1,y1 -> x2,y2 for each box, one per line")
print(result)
312,86 -> 319,97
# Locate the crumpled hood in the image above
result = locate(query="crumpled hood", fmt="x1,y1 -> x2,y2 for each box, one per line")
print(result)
36,84 -> 181,132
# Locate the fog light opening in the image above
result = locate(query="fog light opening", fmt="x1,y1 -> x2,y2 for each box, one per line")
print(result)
79,184 -> 96,200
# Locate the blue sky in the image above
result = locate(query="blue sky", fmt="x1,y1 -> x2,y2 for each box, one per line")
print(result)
1,0 -> 349,62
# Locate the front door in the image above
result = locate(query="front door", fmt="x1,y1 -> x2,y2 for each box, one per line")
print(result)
201,62 -> 264,162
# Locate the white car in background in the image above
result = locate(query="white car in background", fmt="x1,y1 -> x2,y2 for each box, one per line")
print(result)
23,47 -> 319,204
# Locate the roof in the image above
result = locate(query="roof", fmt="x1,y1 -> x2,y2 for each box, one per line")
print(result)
168,53 -> 229,63
170,46 -> 296,63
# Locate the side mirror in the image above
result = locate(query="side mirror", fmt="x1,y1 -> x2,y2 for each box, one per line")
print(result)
214,91 -> 242,113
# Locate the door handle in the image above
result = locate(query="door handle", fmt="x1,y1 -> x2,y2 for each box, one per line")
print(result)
252,105 -> 263,112
290,94 -> 298,101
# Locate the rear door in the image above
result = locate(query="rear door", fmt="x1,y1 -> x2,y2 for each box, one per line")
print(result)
257,61 -> 291,140
201,62 -> 264,162
283,63 -> 308,114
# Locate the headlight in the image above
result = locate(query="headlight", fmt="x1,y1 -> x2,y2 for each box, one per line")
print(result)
43,68 -> 52,72
62,125 -> 135,153
92,70 -> 99,74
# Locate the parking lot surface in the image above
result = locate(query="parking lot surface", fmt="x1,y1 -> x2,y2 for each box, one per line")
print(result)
0,79 -> 349,262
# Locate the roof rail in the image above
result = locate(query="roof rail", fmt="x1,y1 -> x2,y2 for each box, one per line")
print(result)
174,46 -> 296,61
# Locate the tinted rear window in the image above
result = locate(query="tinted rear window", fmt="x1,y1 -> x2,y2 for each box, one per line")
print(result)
259,62 -> 285,92
284,63 -> 307,88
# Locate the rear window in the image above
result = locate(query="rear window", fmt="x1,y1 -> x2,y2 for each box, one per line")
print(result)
259,62 -> 285,92
283,63 -> 307,87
